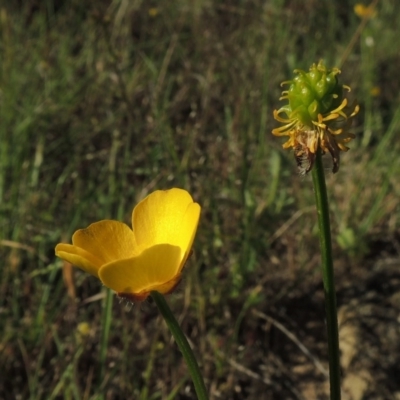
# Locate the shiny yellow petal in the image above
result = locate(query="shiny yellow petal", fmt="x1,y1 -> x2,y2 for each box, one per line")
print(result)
55,243 -> 103,277
98,244 -> 183,295
177,202 -> 201,272
72,220 -> 138,263
55,220 -> 138,276
132,189 -> 201,252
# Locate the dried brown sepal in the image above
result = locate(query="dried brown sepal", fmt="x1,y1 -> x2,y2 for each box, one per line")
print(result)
294,144 -> 316,175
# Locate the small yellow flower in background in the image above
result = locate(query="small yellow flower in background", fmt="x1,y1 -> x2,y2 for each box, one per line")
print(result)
148,7 -> 159,17
55,188 -> 201,301
77,322 -> 91,337
354,3 -> 377,19
75,322 -> 91,345
272,61 -> 359,174
370,86 -> 381,97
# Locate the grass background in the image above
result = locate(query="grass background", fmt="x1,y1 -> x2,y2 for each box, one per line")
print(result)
1,0 -> 400,399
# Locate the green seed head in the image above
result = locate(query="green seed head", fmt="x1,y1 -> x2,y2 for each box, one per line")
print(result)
283,61 -> 343,126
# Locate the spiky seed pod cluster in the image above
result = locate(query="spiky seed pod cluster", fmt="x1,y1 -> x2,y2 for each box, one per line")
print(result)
272,61 -> 359,174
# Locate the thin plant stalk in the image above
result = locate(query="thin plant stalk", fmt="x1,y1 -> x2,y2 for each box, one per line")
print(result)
311,149 -> 341,400
150,291 -> 209,400
99,288 -> 114,394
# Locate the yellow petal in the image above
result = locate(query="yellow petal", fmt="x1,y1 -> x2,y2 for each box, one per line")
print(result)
55,220 -> 138,277
177,201 -> 201,271
132,188 -> 201,254
72,220 -> 137,262
98,244 -> 183,295
55,243 -> 103,277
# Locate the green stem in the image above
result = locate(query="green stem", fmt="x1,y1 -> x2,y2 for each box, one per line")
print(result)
99,288 -> 113,395
151,291 -> 208,400
311,149 -> 341,400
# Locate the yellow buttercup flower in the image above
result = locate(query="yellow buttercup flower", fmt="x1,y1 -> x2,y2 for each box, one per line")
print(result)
55,188 -> 201,301
354,3 -> 377,19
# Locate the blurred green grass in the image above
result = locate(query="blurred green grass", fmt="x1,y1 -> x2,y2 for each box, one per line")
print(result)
1,0 -> 400,399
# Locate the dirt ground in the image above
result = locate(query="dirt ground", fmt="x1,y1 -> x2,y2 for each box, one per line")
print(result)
224,233 -> 400,400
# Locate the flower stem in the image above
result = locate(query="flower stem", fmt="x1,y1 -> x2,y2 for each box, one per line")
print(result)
99,288 -> 113,395
311,149 -> 341,400
151,291 -> 209,400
